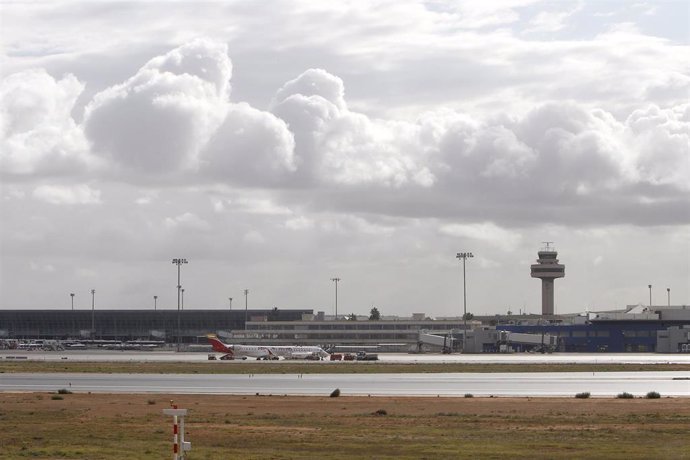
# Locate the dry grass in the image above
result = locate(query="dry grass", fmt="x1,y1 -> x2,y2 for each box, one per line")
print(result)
2,392 -> 689,459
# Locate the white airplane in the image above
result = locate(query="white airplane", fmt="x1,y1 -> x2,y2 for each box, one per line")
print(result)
206,334 -> 329,360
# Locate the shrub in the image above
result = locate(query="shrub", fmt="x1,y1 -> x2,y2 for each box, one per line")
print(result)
646,391 -> 661,399
330,388 -> 341,398
464,393 -> 474,398
374,409 -> 387,416
147,399 -> 156,405
617,392 -> 634,399
575,392 -> 591,399
57,388 -> 72,394
51,395 -> 63,400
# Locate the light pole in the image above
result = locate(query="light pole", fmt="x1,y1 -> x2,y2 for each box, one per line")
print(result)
667,288 -> 670,307
244,289 -> 249,330
456,252 -> 474,353
70,293 -> 75,311
331,277 -> 340,320
648,284 -> 652,308
172,258 -> 188,352
90,289 -> 96,339
154,295 -> 158,311
229,297 -> 233,310
181,288 -> 185,311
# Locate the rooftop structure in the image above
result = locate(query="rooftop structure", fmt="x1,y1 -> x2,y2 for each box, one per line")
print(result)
530,242 -> 565,316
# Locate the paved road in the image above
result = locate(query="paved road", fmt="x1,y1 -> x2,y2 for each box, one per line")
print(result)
2,372 -> 688,397
3,350 -> 690,364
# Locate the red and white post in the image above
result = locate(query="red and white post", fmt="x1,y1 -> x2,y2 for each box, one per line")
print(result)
163,402 -> 191,460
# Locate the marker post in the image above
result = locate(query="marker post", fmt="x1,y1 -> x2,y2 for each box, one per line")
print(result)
163,402 -> 191,459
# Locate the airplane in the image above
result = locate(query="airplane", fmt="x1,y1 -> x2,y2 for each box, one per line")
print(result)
206,334 -> 329,361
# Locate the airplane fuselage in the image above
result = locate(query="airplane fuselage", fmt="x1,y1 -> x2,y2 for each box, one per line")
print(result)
206,335 -> 329,360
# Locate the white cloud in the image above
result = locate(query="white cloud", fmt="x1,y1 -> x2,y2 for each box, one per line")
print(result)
83,38 -> 231,174
164,212 -> 210,231
440,222 -> 522,251
29,261 -> 55,273
1,69 -> 92,176
199,102 -> 296,185
524,3 -> 583,34
285,216 -> 314,230
272,68 -> 437,187
1,4 -> 688,314
32,184 -> 101,205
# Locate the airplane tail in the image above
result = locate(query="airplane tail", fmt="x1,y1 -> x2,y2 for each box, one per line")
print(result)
206,334 -> 232,354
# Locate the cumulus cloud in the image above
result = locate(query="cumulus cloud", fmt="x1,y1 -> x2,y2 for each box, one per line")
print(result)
2,38 -> 687,230
0,69 -> 91,176
199,102 -> 296,184
32,184 -> 101,205
272,68 -> 435,187
83,38 -> 231,173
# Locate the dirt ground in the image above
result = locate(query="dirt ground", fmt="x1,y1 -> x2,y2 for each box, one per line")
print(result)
2,392 -> 689,459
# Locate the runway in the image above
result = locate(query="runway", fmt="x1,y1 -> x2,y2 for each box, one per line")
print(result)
2,371 -> 688,397
3,350 -> 690,364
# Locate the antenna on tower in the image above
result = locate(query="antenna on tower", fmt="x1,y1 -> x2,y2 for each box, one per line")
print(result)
541,241 -> 554,251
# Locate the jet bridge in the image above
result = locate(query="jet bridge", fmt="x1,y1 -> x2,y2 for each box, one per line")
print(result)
496,330 -> 557,353
413,331 -> 455,353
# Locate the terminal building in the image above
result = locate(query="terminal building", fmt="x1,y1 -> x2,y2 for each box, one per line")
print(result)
2,246 -> 688,353
2,305 -> 688,353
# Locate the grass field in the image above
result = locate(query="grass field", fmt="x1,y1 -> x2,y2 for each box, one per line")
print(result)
2,360 -> 690,374
2,392 -> 689,459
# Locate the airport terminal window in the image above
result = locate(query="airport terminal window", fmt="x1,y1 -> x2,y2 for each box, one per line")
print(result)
596,331 -> 610,337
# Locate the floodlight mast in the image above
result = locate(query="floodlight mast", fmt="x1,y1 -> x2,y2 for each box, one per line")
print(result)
331,278 -> 341,320
244,289 -> 249,330
172,258 -> 188,352
456,252 -> 474,353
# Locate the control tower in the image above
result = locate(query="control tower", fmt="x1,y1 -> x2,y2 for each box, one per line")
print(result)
530,242 -> 565,316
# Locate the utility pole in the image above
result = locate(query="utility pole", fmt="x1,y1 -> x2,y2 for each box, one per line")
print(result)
456,252 -> 474,353
331,277 -> 341,320
70,293 -> 75,311
154,295 -> 158,311
172,258 -> 188,352
667,288 -> 670,308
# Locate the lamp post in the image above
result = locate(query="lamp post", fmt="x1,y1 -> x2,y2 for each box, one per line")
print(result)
70,293 -> 75,311
244,289 -> 249,330
648,284 -> 652,308
667,288 -> 670,308
331,277 -> 340,320
90,289 -> 96,339
181,288 -> 185,311
456,252 -> 474,353
172,258 -> 188,352
229,297 -> 233,310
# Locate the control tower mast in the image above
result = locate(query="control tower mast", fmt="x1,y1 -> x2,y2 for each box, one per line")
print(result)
530,242 -> 565,316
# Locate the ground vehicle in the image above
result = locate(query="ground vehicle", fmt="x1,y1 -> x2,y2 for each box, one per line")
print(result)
355,351 -> 379,361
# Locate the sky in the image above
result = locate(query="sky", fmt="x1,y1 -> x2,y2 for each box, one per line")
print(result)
1,0 -> 688,317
